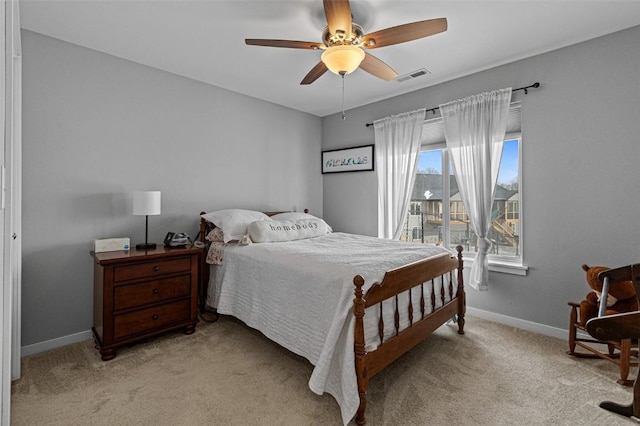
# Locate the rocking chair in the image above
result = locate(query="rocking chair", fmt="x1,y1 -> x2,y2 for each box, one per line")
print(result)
567,267 -> 639,386
586,263 -> 640,418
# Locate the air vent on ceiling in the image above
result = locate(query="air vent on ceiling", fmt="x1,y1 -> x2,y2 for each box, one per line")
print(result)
396,68 -> 431,83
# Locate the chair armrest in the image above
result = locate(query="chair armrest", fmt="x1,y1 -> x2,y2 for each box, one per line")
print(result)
587,311 -> 640,340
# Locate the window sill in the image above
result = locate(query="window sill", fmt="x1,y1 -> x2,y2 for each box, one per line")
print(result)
488,261 -> 528,276
462,256 -> 528,276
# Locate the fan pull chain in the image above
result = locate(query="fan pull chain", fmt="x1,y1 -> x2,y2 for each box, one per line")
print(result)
341,72 -> 346,120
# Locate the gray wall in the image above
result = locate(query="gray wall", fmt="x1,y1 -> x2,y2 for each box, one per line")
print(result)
322,25 -> 640,331
21,24 -> 640,347
22,30 -> 322,346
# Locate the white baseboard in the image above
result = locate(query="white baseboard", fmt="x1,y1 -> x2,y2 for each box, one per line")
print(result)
20,309 -> 569,358
466,307 -> 568,341
21,330 -> 92,358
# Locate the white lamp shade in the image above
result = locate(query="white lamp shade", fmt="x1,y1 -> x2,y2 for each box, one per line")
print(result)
133,191 -> 161,216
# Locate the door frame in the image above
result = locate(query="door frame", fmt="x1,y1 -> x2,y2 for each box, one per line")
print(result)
1,1 -> 21,425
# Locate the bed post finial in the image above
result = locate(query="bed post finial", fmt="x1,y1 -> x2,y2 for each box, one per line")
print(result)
455,245 -> 465,335
353,275 -> 368,425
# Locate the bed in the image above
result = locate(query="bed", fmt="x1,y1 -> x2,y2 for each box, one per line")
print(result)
198,209 -> 465,425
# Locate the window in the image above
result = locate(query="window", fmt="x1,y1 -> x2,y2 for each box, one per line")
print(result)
401,103 -> 525,271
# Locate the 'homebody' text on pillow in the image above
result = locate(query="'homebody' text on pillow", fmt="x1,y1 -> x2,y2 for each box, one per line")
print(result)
247,219 -> 331,243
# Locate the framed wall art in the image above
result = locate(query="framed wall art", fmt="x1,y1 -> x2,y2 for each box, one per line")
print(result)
321,144 -> 374,174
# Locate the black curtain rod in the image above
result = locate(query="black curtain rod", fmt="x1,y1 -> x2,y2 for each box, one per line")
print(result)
364,82 -> 540,128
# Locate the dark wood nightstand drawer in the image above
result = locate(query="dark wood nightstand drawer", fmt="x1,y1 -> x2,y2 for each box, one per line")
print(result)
113,275 -> 191,311
113,257 -> 191,282
92,245 -> 201,360
113,299 -> 190,340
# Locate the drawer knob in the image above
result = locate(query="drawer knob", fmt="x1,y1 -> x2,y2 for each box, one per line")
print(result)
152,266 -> 160,272
152,314 -> 159,320
152,288 -> 159,294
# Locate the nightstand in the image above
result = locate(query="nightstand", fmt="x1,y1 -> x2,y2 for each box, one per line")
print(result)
91,245 -> 201,361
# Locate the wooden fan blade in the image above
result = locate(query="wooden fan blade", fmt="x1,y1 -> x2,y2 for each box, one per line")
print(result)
362,18 -> 447,49
323,0 -> 352,38
359,53 -> 397,81
245,39 -> 324,50
301,61 -> 329,85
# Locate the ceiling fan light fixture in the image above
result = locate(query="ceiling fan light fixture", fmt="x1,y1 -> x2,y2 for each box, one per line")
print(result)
321,45 -> 365,75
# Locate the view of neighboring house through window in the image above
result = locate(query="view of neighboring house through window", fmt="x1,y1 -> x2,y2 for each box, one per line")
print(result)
401,104 -> 523,266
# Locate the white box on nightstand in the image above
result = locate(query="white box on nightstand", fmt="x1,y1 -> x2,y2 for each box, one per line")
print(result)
93,238 -> 130,253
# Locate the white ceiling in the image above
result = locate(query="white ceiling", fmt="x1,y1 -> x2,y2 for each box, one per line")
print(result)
20,0 -> 640,117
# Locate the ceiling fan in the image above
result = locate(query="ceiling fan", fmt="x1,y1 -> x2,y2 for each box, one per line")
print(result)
245,0 -> 447,85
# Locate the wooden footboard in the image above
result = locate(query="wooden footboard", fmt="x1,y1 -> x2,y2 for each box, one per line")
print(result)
353,245 -> 465,425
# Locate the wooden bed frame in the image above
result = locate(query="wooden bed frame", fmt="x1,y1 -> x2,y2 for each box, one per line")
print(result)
198,212 -> 465,425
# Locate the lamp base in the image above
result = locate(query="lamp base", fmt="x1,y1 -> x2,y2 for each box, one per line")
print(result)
135,242 -> 157,250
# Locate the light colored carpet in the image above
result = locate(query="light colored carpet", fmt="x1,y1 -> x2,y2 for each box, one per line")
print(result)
11,315 -> 638,425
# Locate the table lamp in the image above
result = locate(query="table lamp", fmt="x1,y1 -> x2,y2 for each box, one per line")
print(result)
133,190 -> 161,250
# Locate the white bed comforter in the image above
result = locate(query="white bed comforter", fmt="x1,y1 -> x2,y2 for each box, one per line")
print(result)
208,232 -> 453,425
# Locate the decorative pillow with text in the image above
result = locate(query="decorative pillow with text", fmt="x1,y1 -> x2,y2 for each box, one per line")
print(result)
247,218 -> 331,243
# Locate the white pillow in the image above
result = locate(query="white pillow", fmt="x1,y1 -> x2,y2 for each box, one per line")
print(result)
247,218 -> 331,243
270,212 -> 317,221
201,209 -> 270,243
270,212 -> 332,232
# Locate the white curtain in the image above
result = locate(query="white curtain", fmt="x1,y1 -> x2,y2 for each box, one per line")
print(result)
440,88 -> 512,290
374,108 -> 425,239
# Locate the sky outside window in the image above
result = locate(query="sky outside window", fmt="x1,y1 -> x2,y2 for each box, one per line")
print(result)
417,139 -> 518,186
